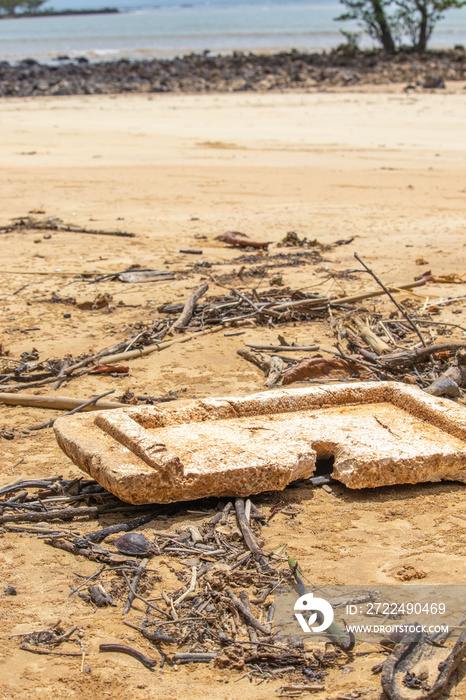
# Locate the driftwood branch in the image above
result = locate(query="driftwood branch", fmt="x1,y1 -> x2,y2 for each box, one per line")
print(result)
225,589 -> 271,636
170,283 -> 209,332
264,355 -> 284,387
0,503 -> 152,524
237,348 -> 270,373
86,512 -> 158,543
235,498 -> 275,573
375,342 -> 466,370
349,317 -> 390,355
123,557 -> 149,615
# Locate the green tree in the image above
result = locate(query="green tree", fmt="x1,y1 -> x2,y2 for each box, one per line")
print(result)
337,0 -> 466,52
0,0 -> 45,14
337,0 -> 397,52
395,0 -> 466,51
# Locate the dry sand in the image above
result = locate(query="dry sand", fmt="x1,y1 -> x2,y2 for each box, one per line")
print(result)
0,88 -> 465,699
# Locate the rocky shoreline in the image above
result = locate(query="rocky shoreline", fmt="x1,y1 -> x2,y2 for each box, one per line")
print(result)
1,47 -> 465,97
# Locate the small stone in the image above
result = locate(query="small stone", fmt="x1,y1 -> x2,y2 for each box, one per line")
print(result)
423,74 -> 445,89
5,586 -> 17,596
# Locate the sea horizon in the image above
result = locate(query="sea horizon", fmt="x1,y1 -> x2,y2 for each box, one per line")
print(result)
1,0 -> 466,65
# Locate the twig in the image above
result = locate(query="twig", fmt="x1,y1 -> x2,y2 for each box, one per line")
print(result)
123,621 -> 176,644
1,216 -> 135,238
173,652 -> 217,662
0,476 -> 62,497
98,643 -> 157,670
2,502 -> 152,524
246,344 -> 319,352
5,525 -> 76,535
10,457 -> 25,474
0,506 -> 104,523
220,501 -> 234,525
20,644 -> 81,657
89,324 -> 224,365
51,358 -> 71,391
123,557 -> 149,615
230,287 -> 260,310
45,536 -> 139,565
68,565 -> 106,597
27,390 -> 115,430
288,557 -> 355,651
416,319 -> 466,334
62,339 -> 131,375
88,582 -> 117,606
354,253 -> 426,346
225,589 -> 271,636
333,343 -> 389,379
369,342 -> 466,369
121,571 -> 171,617
235,498 -> 275,573
86,512 -> 158,543
174,566 -> 197,607
230,553 -> 252,571
52,625 -> 78,644
208,501 -> 233,526
239,590 -> 259,643
267,280 -> 426,313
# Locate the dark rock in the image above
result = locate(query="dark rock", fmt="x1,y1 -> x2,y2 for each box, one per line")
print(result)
0,49 -> 463,97
423,74 -> 446,88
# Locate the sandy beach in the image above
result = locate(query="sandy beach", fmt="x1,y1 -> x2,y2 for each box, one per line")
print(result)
1,89 -> 466,699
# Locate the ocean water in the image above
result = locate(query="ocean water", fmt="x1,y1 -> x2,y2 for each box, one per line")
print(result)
1,0 -> 466,64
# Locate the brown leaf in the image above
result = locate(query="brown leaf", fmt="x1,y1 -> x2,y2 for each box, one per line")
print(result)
90,365 -> 129,374
216,231 -> 270,249
281,355 -> 363,385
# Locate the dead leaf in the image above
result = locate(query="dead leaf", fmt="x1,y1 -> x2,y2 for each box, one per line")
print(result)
281,354 -> 365,385
90,365 -> 129,374
216,231 -> 270,249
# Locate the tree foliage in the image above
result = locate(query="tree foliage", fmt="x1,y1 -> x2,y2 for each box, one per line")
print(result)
0,0 -> 45,15
338,0 -> 466,52
338,0 -> 397,52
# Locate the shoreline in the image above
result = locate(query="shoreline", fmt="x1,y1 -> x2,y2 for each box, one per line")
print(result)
0,8 -> 118,19
0,47 -> 465,97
